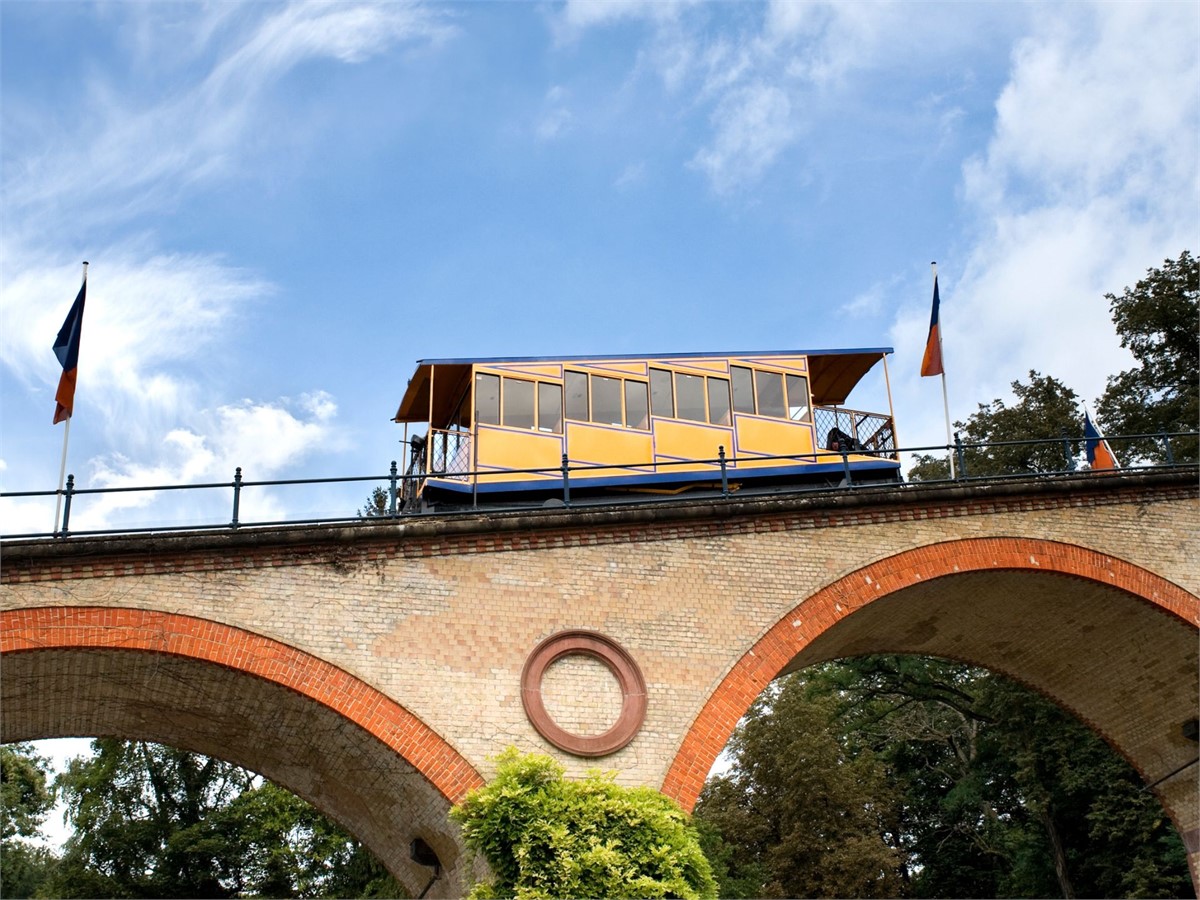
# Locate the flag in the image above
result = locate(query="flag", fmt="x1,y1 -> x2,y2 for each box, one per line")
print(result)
53,280 -> 86,423
920,274 -> 944,377
1084,409 -> 1119,470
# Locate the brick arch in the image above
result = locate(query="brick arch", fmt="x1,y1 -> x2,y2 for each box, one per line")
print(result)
0,606 -> 484,805
662,537 -> 1199,812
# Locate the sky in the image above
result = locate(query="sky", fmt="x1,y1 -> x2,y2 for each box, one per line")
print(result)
1,0 -> 1197,846
3,0 -> 1199,535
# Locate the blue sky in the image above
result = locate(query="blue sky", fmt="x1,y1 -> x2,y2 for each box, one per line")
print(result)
3,0 -> 1198,534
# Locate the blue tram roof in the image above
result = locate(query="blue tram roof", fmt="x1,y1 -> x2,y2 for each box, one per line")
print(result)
412,347 -> 892,367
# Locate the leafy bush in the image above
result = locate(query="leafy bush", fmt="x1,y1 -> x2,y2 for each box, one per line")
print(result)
450,748 -> 716,900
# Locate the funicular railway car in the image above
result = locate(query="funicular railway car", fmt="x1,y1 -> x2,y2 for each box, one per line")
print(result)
392,349 -> 901,509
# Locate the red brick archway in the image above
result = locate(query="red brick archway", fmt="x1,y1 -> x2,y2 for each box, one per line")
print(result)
0,606 -> 484,804
662,536 -> 1199,812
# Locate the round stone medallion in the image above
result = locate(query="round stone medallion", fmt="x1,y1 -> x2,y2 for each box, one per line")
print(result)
520,630 -> 646,757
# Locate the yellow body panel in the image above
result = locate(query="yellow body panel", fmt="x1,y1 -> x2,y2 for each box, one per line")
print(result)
576,361 -> 650,377
566,423 -> 654,477
733,415 -> 816,466
491,363 -> 564,378
475,427 -> 563,483
741,355 -> 807,373
664,359 -> 730,375
653,419 -> 732,470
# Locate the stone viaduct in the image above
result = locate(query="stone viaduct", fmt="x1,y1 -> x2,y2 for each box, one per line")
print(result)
2,469 -> 1197,896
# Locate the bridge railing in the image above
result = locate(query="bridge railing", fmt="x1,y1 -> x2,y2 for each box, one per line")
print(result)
1,431 -> 1195,540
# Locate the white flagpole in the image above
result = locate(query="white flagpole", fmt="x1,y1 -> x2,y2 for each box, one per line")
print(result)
53,261 -> 87,534
933,262 -> 955,478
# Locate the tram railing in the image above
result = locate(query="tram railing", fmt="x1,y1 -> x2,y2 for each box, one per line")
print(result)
812,406 -> 896,456
1,430 -> 1195,540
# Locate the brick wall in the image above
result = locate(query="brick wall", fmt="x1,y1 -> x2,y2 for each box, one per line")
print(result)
3,471 -> 1197,892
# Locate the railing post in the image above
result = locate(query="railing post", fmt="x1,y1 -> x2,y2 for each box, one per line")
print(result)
561,454 -> 571,507
60,473 -> 74,537
231,467 -> 242,529
388,460 -> 399,516
1160,433 -> 1175,465
954,432 -> 967,480
718,446 -> 729,498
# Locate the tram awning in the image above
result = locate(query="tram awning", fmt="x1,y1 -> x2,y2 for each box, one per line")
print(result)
806,351 -> 886,406
393,362 -> 473,425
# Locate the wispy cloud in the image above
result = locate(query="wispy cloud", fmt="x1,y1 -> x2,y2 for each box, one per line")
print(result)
536,86 -> 575,141
5,2 -> 454,237
1,1 -> 453,522
689,82 -> 794,195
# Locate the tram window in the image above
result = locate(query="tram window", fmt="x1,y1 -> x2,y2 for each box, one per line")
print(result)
755,370 -> 786,418
650,368 -> 674,418
625,381 -> 649,430
731,366 -> 755,414
786,374 -> 811,422
592,375 -> 624,426
708,377 -> 731,426
503,377 -> 536,430
675,372 -> 706,422
475,373 -> 500,425
538,382 -> 563,434
565,371 -> 589,421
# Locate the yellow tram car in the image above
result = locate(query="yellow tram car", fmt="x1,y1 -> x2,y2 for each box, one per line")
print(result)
393,349 -> 900,507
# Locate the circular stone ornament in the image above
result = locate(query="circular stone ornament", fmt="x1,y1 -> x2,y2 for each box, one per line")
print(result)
520,630 -> 647,757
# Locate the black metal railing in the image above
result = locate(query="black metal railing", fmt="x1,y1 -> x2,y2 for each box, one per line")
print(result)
1,430 -> 1194,540
812,405 -> 896,456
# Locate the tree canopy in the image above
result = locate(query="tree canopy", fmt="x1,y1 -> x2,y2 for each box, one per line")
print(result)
34,739 -> 401,899
450,748 -> 717,900
695,685 -> 904,898
1,744 -> 58,899
908,371 -> 1082,480
1096,250 -> 1199,462
693,659 -> 1192,899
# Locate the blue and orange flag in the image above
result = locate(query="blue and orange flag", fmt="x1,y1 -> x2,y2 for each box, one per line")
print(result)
920,274 -> 944,377
53,277 -> 87,424
1084,409 -> 1119,470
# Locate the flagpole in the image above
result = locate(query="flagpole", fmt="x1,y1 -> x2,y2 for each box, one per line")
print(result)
53,261 -> 87,535
932,262 -> 955,478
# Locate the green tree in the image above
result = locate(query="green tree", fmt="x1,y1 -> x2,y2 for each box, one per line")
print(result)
43,739 -> 402,899
359,486 -> 391,517
1,743 -> 57,899
908,372 -> 1082,480
707,657 -> 1193,899
1096,250 -> 1199,463
693,679 -> 905,898
450,747 -> 716,900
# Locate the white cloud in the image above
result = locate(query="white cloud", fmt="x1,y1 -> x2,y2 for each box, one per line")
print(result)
1,247 -> 271,448
536,86 -> 574,140
968,2 -> 1198,210
554,0 -> 687,43
886,1 -> 1199,452
689,82 -> 794,195
0,393 -> 344,536
4,2 -> 454,239
614,161 -> 648,190
952,2 -> 1198,395
0,2 -> 439,533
